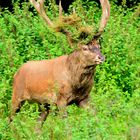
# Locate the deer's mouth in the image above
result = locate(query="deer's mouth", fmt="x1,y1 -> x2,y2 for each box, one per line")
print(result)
94,55 -> 105,64
95,60 -> 104,64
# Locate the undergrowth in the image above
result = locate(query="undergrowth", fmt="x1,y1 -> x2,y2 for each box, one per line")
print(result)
0,1 -> 140,140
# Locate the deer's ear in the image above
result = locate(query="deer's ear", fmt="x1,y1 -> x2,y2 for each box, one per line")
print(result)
81,45 -> 89,51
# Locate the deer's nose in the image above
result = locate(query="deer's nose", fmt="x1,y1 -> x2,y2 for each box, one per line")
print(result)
98,55 -> 101,60
98,55 -> 105,62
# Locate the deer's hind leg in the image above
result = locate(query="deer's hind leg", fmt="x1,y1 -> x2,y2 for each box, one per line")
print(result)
10,89 -> 26,122
10,98 -> 22,122
37,103 -> 50,125
35,104 -> 50,133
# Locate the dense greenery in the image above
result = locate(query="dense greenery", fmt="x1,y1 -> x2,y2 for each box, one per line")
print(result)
0,0 -> 140,139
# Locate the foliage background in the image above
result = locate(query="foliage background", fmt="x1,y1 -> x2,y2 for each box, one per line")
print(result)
0,0 -> 140,139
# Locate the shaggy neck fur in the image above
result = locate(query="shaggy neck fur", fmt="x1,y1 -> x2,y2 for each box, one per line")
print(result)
66,50 -> 96,90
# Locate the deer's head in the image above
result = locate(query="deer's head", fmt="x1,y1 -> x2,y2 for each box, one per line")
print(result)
79,40 -> 104,66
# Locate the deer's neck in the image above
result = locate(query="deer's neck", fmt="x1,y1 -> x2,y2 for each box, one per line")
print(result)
67,50 -> 96,89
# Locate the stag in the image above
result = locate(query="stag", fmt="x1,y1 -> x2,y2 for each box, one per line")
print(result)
11,0 -> 110,123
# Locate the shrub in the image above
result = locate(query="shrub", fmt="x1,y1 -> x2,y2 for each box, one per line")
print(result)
0,1 -> 140,140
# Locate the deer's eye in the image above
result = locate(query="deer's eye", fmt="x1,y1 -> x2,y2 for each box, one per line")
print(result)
83,47 -> 88,51
82,46 -> 88,51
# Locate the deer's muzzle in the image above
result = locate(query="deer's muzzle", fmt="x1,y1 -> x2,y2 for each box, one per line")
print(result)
95,54 -> 105,64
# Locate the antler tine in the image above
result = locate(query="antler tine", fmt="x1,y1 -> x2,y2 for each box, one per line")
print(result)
59,0 -> 63,19
99,0 -> 110,32
94,0 -> 110,39
30,0 -> 53,27
30,0 -> 73,47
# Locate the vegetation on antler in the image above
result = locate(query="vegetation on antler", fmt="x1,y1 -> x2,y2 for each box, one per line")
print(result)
30,0 -> 96,45
42,0 -> 110,45
54,13 -> 95,43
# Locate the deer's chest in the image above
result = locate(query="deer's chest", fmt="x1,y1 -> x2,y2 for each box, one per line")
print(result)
62,80 -> 92,104
58,72 -> 93,105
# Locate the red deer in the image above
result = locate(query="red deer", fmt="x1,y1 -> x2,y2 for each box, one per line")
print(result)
11,0 -> 110,123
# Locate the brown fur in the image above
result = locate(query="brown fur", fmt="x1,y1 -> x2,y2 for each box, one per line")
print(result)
11,42 -> 104,121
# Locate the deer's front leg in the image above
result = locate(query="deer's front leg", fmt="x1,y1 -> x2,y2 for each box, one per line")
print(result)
57,95 -> 67,117
78,96 -> 96,115
78,95 -> 90,109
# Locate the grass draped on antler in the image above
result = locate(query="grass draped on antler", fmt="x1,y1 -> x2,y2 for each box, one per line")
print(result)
29,0 -> 98,46
54,13 -> 95,45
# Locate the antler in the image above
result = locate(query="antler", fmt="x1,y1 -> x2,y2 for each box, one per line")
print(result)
29,0 -> 65,25
30,0 -> 63,26
30,0 -> 54,27
30,0 -> 110,46
94,0 -> 110,39
59,0 -> 62,19
30,0 -> 74,46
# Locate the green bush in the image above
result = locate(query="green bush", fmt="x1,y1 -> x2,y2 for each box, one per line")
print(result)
0,1 -> 140,140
